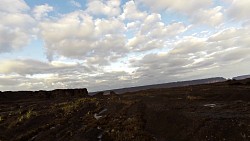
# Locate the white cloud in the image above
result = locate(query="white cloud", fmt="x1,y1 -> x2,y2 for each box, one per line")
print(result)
138,0 -> 225,26
126,24 -> 250,85
208,27 -> 250,47
126,22 -> 187,52
129,32 -> 250,86
120,1 -> 147,20
0,0 -> 35,53
0,25 -> 31,52
86,0 -> 121,17
125,13 -> 188,52
191,6 -> 224,26
39,11 -> 127,63
208,28 -> 240,41
126,21 -> 141,30
33,4 -> 53,20
70,0 -> 81,8
138,0 -> 212,13
0,0 -> 30,13
227,0 -> 250,20
141,13 -> 187,37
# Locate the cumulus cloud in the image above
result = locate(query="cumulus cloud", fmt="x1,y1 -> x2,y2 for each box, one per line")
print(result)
128,25 -> 250,85
33,4 -> 53,20
0,0 -> 35,53
126,13 -> 188,51
120,1 -> 147,20
138,0 -> 225,26
70,0 -> 82,8
0,25 -> 31,53
39,11 -> 127,64
191,6 -> 224,26
86,0 -> 121,17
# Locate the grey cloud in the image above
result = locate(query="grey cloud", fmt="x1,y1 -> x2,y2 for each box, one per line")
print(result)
128,26 -> 250,87
227,0 -> 250,21
170,37 -> 206,54
85,71 -> 136,91
210,48 -> 250,64
0,77 -> 21,86
0,59 -> 101,91
0,59 -> 95,75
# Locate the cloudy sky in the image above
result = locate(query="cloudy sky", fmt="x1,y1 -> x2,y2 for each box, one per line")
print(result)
0,0 -> 250,92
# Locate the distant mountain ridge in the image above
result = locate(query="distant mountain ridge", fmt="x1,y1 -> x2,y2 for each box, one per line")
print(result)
233,75 -> 250,80
91,77 -> 227,95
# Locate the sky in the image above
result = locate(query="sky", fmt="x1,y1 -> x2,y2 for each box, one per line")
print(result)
0,0 -> 250,92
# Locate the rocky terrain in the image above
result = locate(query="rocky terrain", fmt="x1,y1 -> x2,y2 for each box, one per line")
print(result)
0,79 -> 250,141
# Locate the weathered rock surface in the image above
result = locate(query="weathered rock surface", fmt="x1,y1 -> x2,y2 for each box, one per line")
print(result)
0,79 -> 250,141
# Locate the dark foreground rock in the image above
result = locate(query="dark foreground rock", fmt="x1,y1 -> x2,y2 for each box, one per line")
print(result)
0,88 -> 88,100
0,79 -> 250,141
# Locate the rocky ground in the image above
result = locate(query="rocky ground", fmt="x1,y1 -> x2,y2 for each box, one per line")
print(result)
0,79 -> 250,141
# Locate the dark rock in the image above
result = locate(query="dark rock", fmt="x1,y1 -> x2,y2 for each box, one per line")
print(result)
94,91 -> 104,97
51,88 -> 88,98
228,79 -> 244,85
0,88 -> 88,100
